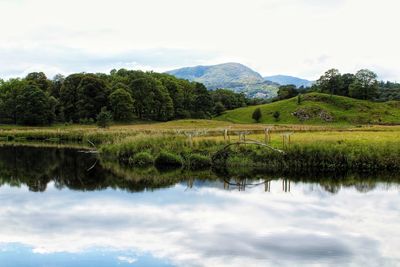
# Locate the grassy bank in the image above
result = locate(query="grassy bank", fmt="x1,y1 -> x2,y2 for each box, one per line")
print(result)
99,130 -> 400,173
0,120 -> 399,173
217,93 -> 400,125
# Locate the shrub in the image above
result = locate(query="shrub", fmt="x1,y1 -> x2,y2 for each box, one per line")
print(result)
273,111 -> 280,121
130,152 -> 154,167
155,151 -> 183,168
96,107 -> 112,128
252,108 -> 262,122
79,118 -> 95,124
188,153 -> 211,170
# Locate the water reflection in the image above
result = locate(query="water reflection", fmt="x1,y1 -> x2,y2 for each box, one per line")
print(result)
0,144 -> 398,194
0,144 -> 399,266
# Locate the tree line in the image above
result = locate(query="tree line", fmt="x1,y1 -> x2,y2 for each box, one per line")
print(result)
0,69 -> 249,125
276,68 -> 400,101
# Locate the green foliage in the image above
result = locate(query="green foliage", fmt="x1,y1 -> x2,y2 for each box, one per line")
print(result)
314,68 -> 378,100
59,73 -> 85,122
110,88 -> 134,121
277,85 -> 298,100
316,69 -> 343,96
25,72 -> 51,92
252,108 -> 262,122
377,81 -> 400,101
211,89 -> 247,110
217,93 -> 400,125
15,85 -> 55,125
1,65 -> 396,127
155,151 -> 183,168
192,83 -> 214,119
349,69 -> 378,100
96,107 -> 112,128
0,78 -> 26,124
130,75 -> 174,121
297,94 -> 302,105
77,74 -> 110,120
130,152 -> 154,167
0,68 -> 254,126
217,141 -> 400,172
214,102 -> 226,116
187,153 -> 211,170
79,118 -> 95,124
273,111 -> 280,121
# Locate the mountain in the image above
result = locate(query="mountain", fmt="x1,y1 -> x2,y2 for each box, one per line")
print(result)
166,63 -> 279,98
216,93 -> 400,125
264,75 -> 313,88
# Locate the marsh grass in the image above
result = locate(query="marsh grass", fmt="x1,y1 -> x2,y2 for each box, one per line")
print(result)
218,141 -> 400,172
100,133 -> 226,166
1,120 -> 399,172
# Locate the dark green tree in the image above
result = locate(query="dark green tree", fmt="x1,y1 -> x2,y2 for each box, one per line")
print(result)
50,74 -> 65,98
349,69 -> 378,100
297,94 -> 302,105
277,85 -> 298,100
339,73 -> 355,96
211,89 -> 247,110
252,107 -> 262,122
192,83 -> 213,119
130,76 -> 174,121
154,74 -> 186,118
316,69 -> 343,95
96,107 -> 112,128
25,72 -> 51,92
110,88 -> 134,121
214,101 -> 226,116
60,73 -> 85,122
15,85 -> 55,125
0,78 -> 26,124
273,111 -> 280,121
76,74 -> 110,120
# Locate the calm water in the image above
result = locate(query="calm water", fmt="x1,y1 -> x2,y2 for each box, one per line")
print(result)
0,145 -> 399,267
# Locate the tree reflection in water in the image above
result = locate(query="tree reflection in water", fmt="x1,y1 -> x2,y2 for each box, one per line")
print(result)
0,144 -> 398,194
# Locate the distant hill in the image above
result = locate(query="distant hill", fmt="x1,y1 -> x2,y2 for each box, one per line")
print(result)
264,75 -> 313,88
216,93 -> 400,125
166,63 -> 279,98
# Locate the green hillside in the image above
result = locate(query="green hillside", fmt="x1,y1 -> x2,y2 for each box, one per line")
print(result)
216,93 -> 400,125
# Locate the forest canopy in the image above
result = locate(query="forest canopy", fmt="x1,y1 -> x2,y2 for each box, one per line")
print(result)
276,68 -> 400,102
0,70 -> 249,125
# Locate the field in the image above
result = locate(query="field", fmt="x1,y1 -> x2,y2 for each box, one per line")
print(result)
216,93 -> 400,125
1,119 -> 398,173
0,119 -> 399,145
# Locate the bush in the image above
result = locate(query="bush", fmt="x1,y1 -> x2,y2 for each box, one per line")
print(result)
273,111 -> 280,121
130,152 -> 154,167
155,151 -> 183,168
188,153 -> 211,170
79,118 -> 95,125
96,107 -> 112,128
252,108 -> 262,122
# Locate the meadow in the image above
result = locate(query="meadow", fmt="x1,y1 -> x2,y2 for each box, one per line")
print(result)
1,119 -> 398,173
217,93 -> 400,125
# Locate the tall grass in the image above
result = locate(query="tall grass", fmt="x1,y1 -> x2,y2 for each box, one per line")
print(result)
99,133 -> 226,166
1,121 -> 399,172
217,142 -> 400,173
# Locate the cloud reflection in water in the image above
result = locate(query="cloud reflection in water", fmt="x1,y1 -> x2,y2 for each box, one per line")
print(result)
0,180 -> 399,267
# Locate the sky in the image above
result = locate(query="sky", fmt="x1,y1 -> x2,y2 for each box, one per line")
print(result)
0,0 -> 399,81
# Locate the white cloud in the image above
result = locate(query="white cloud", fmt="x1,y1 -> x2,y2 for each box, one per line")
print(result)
0,181 -> 399,266
0,0 -> 399,80
117,256 -> 137,264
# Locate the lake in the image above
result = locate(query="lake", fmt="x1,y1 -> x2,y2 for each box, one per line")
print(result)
0,145 -> 399,267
